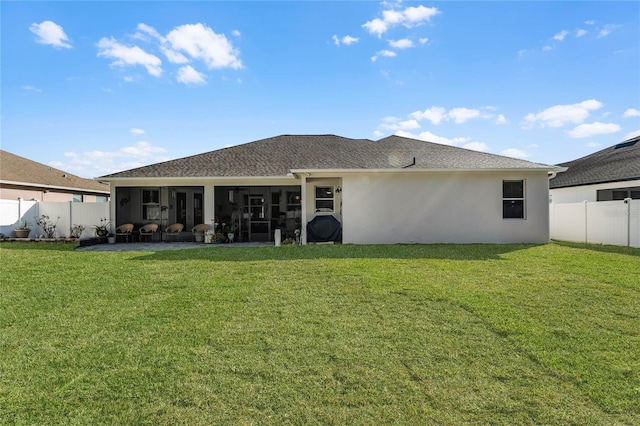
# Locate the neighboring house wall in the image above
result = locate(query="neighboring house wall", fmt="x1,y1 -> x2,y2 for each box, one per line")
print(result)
0,187 -> 107,203
341,171 -> 551,244
550,179 -> 640,203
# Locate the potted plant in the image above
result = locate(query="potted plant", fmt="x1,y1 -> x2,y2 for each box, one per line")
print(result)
14,220 -> 31,238
214,231 -> 225,244
223,224 -> 238,243
94,218 -> 112,238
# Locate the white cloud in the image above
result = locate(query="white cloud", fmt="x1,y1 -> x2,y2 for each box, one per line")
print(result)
623,108 -> 640,118
462,141 -> 489,152
448,107 -> 481,124
29,21 -> 72,49
363,19 -> 388,38
97,37 -> 163,77
134,24 -> 189,64
388,38 -> 414,49
160,46 -> 189,64
135,23 -> 164,41
363,5 -> 438,37
342,35 -> 359,45
59,142 -> 170,178
129,128 -> 145,135
524,99 -> 603,128
567,122 -> 621,138
373,130 -> 384,137
371,50 -> 397,62
176,65 -> 207,85
166,23 -> 242,69
409,106 -> 490,125
542,45 -> 553,51
232,30 -> 241,37
22,85 -> 43,92
553,30 -> 569,41
527,144 -> 539,149
119,141 -> 167,157
585,20 -> 595,25
396,130 -> 488,152
624,129 -> 640,140
500,148 -> 530,158
379,117 -> 420,131
495,114 -> 508,125
598,29 -> 611,38
419,38 -> 429,44
597,24 -> 620,38
409,106 -> 447,125
333,34 -> 359,46
403,5 -> 439,25
576,29 -> 587,37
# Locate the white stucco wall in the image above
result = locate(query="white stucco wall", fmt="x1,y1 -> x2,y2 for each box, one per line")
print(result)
550,179 -> 640,203
341,171 -> 551,244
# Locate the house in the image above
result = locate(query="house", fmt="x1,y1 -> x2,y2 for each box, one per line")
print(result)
0,150 -> 110,203
549,136 -> 640,203
97,134 -> 564,244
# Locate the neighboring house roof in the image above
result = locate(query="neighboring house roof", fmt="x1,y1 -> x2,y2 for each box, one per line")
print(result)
99,134 -> 559,180
549,136 -> 640,189
0,150 -> 110,193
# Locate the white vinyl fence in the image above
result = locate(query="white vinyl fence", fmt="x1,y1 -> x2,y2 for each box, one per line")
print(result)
0,199 -> 110,239
550,199 -> 640,248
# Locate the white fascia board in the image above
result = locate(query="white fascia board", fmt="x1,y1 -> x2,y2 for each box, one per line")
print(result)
0,179 -> 110,194
97,175 -> 298,183
290,167 -> 565,174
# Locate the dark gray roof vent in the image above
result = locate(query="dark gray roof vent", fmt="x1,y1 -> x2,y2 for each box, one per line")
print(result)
614,140 -> 638,150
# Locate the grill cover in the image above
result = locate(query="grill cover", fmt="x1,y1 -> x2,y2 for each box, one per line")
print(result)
307,215 -> 342,243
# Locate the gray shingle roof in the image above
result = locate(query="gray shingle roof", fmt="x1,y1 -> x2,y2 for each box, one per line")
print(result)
0,150 -> 110,193
549,136 -> 640,189
99,134 -> 558,179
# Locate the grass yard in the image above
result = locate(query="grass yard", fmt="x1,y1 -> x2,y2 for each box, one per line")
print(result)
0,242 -> 638,425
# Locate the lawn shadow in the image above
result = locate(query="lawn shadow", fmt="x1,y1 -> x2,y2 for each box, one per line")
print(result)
551,240 -> 640,257
0,241 -> 78,252
129,243 -> 541,262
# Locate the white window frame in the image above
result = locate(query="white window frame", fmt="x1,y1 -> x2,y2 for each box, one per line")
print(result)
502,180 -> 525,219
314,185 -> 335,214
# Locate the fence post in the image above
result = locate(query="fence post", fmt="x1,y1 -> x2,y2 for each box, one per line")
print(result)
625,198 -> 632,247
583,200 -> 588,243
69,201 -> 73,238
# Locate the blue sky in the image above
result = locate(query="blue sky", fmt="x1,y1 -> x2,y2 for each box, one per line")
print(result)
2,1 -> 639,179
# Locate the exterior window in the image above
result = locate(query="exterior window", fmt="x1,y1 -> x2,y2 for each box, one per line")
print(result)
503,180 -> 525,219
315,186 -> 334,213
612,191 -> 628,200
73,194 -> 83,202
142,189 -> 161,221
96,195 -> 108,203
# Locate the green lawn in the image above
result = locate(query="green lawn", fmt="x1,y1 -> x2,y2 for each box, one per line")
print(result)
1,242 -> 638,425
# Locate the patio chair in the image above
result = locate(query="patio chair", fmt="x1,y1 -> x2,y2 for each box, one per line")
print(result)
164,223 -> 184,242
192,223 -> 209,242
115,223 -> 134,243
138,223 -> 159,242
